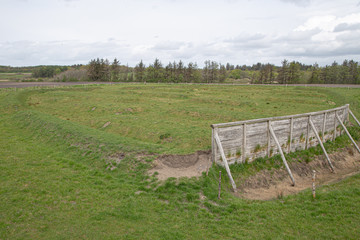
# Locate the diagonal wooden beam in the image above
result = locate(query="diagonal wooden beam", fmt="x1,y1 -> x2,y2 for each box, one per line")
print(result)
309,117 -> 335,172
336,113 -> 360,154
349,109 -> 360,127
269,122 -> 296,186
214,131 -> 237,192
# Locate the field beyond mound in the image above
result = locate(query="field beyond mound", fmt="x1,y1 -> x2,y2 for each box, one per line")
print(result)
24,84 -> 359,154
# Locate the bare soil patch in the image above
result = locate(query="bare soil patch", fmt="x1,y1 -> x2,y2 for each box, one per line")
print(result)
148,146 -> 360,200
148,151 -> 211,180
237,146 -> 360,200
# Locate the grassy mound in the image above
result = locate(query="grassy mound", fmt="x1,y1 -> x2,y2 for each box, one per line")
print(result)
1,84 -> 360,239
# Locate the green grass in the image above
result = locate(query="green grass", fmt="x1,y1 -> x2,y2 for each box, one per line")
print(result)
1,84 -> 360,239
0,72 -> 32,81
23,84 -> 360,154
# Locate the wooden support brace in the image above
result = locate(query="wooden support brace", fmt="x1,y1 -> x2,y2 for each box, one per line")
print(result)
309,117 -> 335,172
214,131 -> 237,192
269,122 -> 296,186
336,113 -> 360,154
349,109 -> 360,127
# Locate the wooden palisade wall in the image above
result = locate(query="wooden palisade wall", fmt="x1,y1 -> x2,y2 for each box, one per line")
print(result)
211,104 -> 349,166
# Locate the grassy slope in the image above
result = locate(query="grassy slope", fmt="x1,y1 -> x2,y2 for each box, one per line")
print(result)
1,85 -> 360,239
24,84 -> 360,154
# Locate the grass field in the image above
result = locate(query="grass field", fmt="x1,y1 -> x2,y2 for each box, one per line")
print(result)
0,72 -> 32,81
24,84 -> 360,154
1,84 -> 360,239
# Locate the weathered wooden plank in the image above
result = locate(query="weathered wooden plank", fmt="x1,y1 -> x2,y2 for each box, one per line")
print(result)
242,123 -> 246,162
245,122 -> 268,138
269,122 -> 296,186
220,139 -> 244,149
211,105 -> 348,128
214,131 -> 237,192
305,116 -> 310,150
311,114 -> 324,131
336,113 -> 360,153
212,105 -> 350,166
272,118 -> 291,127
288,117 -> 293,154
325,112 -> 336,134
346,104 -> 350,123
322,112 -> 326,143
218,125 -> 242,141
213,128 -> 218,163
309,117 -> 334,172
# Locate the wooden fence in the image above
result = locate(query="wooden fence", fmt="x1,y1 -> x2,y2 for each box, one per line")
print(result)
211,104 -> 360,191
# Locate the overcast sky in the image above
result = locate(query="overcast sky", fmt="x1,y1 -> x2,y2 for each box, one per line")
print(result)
1,0 -> 360,67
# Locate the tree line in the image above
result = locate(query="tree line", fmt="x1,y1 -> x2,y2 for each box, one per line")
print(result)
32,66 -> 69,78
309,60 -> 359,84
86,58 -> 360,84
250,59 -> 360,85
17,58 -> 359,84
88,58 -> 235,83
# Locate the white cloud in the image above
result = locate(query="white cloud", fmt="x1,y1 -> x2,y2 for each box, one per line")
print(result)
295,15 -> 338,31
280,0 -> 311,7
296,13 -> 360,32
1,0 -> 360,67
334,22 -> 360,32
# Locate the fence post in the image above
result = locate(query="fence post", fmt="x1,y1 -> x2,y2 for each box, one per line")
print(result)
267,120 -> 271,157
312,170 -> 316,199
306,116 -> 310,149
333,110 -> 337,140
211,127 -> 216,163
322,112 -> 327,143
288,117 -> 293,154
242,123 -> 246,162
218,171 -> 222,199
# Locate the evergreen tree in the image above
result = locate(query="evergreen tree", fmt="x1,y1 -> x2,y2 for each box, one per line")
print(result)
134,60 -> 146,82
277,59 -> 289,84
111,58 -> 120,81
165,62 -> 174,82
288,61 -> 301,84
219,64 -> 227,82
203,60 -> 211,83
309,63 -> 320,84
176,60 -> 185,83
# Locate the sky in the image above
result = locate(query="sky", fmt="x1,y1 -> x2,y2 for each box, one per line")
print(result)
1,0 -> 360,67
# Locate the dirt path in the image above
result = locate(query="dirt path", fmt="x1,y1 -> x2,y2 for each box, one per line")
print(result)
237,146 -> 360,200
148,151 -> 211,180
